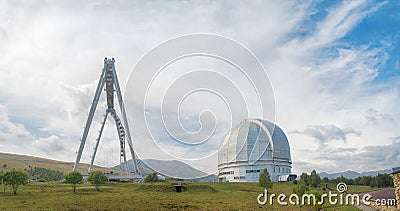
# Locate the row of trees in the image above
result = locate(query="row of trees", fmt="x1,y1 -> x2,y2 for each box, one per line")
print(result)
26,166 -> 64,182
293,170 -> 319,196
259,169 -> 393,194
298,170 -> 393,188
0,169 -> 109,195
64,171 -> 108,192
299,170 -> 322,188
1,168 -> 163,195
258,169 -> 323,189
258,169 -> 321,189
328,174 -> 393,188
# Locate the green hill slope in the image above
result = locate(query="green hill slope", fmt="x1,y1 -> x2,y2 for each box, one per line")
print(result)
0,152 -> 110,173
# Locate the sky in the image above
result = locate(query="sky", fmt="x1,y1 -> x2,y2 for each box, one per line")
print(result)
0,0 -> 399,176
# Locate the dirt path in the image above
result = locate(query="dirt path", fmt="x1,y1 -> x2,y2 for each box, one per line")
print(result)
353,204 -> 377,211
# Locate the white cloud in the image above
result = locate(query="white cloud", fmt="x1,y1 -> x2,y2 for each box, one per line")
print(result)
0,104 -> 31,142
305,139 -> 400,173
31,135 -> 69,156
292,124 -> 361,148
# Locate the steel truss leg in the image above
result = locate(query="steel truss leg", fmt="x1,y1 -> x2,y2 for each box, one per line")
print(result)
73,60 -> 107,171
113,66 -> 142,176
88,111 -> 109,173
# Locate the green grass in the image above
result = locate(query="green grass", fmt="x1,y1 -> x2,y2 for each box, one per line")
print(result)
325,183 -> 380,194
344,185 -> 380,194
0,181 -> 378,210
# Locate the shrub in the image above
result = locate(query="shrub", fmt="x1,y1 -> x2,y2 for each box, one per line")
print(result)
259,169 -> 273,189
293,180 -> 309,196
37,178 -> 47,182
305,190 -> 324,210
88,171 -> 108,191
145,173 -> 158,183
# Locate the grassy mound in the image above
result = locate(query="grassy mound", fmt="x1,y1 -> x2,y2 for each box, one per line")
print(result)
136,184 -> 172,192
186,184 -> 217,193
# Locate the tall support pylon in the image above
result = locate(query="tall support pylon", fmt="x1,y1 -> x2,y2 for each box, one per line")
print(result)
73,58 -> 142,177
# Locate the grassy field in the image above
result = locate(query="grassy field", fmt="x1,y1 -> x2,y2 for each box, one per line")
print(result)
0,181 -> 376,210
0,153 -> 379,210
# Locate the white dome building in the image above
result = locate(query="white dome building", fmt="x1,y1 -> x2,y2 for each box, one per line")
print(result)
218,119 -> 294,182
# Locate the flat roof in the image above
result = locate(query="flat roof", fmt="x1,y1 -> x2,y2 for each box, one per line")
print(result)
390,167 -> 400,175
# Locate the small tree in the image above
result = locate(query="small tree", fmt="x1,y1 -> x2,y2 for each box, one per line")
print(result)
259,169 -> 273,189
145,172 -> 158,183
88,171 -> 107,191
65,172 -> 83,193
300,172 -> 310,186
309,170 -> 321,188
321,177 -> 329,183
3,169 -> 29,195
338,175 -> 346,183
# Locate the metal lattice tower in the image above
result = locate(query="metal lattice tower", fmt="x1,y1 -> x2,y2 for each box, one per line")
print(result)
73,58 -> 142,178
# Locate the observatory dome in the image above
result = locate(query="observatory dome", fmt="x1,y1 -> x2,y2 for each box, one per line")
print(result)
218,118 -> 293,182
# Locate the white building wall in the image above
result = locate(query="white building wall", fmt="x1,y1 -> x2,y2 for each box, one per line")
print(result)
218,161 -> 292,182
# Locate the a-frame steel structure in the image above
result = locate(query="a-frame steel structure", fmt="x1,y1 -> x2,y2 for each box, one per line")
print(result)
73,58 -> 142,178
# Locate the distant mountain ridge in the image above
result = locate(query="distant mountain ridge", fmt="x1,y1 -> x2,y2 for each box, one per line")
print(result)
318,169 -> 392,179
114,159 -> 210,179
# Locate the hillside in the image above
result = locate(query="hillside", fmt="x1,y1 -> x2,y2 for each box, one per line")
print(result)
0,152 -> 111,173
0,152 -> 210,179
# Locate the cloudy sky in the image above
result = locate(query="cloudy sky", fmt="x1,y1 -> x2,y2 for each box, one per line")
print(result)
0,0 -> 399,175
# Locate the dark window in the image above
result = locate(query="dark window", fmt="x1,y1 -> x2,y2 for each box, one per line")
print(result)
219,171 -> 234,175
